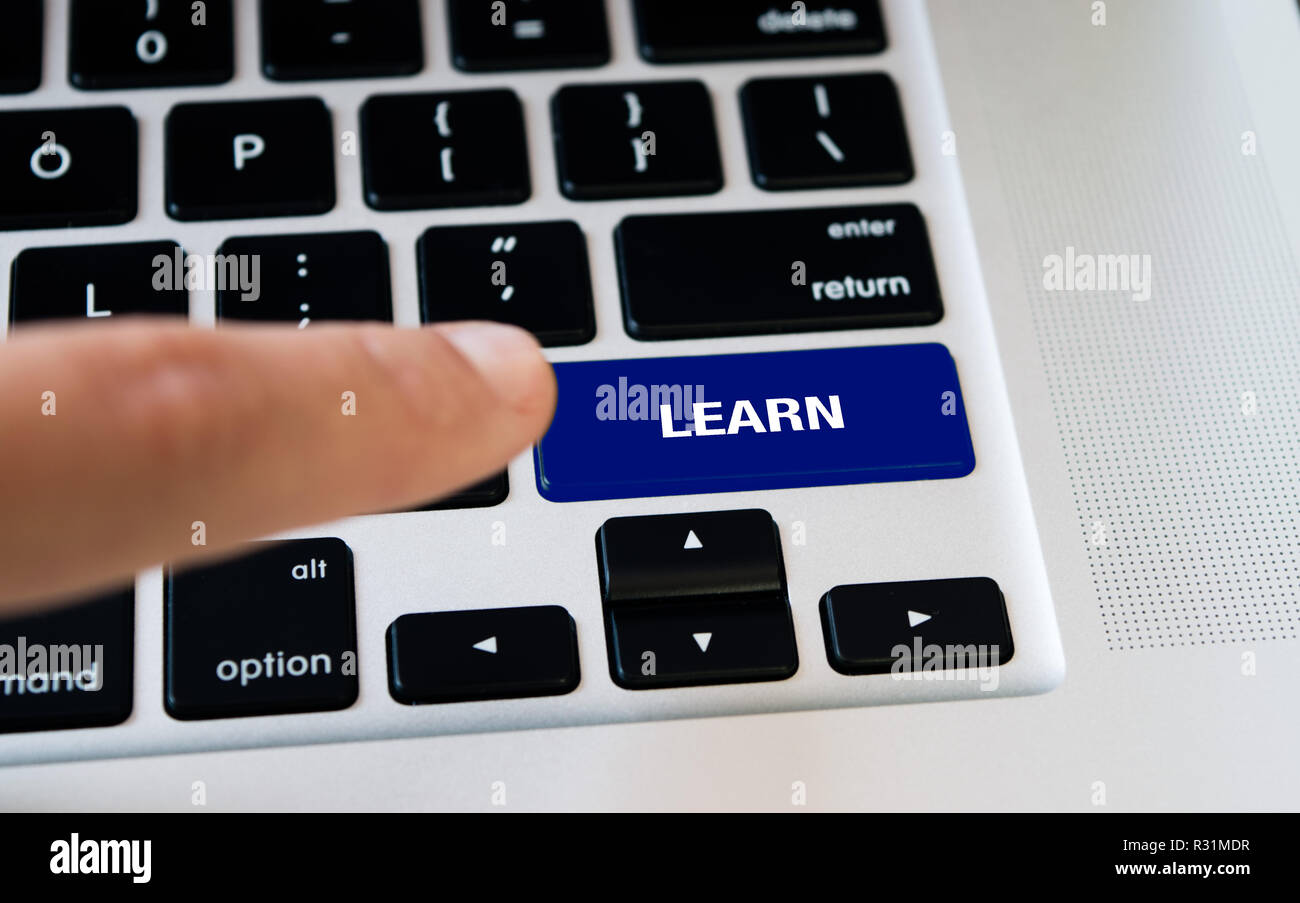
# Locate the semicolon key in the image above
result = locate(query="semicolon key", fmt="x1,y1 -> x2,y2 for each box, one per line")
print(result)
216,231 -> 393,324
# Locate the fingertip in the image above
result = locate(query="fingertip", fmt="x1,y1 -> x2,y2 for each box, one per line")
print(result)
435,321 -> 557,425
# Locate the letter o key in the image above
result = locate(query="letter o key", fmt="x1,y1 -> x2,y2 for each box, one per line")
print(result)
30,142 -> 71,180
136,29 -> 168,64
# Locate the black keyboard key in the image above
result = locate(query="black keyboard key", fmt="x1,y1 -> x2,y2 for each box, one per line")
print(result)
633,0 -> 886,63
0,588 -> 134,734
418,221 -> 594,347
374,474 -> 508,516
597,510 -> 798,690
0,0 -> 42,94
598,509 -> 784,606
69,0 -> 233,90
361,90 -> 530,211
615,203 -> 942,339
165,97 -> 335,221
741,73 -> 912,190
216,231 -> 392,324
413,472 -> 509,512
9,241 -> 188,326
606,603 -> 798,690
447,0 -> 609,72
165,539 -> 358,720
820,578 -> 1015,675
387,606 -> 579,704
260,0 -> 423,81
0,107 -> 137,231
551,81 -> 723,200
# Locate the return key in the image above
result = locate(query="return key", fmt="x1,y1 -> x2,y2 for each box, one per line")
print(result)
614,203 -> 942,340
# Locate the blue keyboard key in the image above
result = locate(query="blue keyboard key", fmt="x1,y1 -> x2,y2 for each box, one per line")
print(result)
534,344 -> 975,503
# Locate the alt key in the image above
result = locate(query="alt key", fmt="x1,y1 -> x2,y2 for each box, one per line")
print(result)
165,538 -> 359,720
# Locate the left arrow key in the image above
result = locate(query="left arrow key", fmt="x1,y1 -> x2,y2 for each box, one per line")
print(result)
387,606 -> 579,705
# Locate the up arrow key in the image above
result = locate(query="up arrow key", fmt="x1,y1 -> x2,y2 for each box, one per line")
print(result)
683,530 -> 703,550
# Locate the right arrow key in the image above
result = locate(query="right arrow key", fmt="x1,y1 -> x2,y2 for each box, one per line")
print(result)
820,578 -> 1014,676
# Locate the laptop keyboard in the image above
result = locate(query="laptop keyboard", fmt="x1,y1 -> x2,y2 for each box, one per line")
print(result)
0,0 -> 1064,762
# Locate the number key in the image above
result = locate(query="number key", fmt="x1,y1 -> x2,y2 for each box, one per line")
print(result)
447,0 -> 609,72
261,0 -> 423,81
69,0 -> 234,90
0,0 -> 43,95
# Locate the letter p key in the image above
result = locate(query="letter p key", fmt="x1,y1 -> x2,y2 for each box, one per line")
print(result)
233,133 -> 265,171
